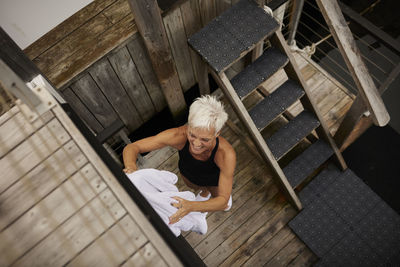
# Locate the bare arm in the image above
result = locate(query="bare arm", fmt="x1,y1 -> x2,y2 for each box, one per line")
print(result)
169,138 -> 236,223
123,126 -> 186,173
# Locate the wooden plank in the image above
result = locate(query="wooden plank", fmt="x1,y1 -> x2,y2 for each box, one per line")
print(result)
127,0 -> 187,121
199,0 -> 217,26
316,0 -> 389,127
61,87 -> 104,133
204,199 -> 294,266
287,246 -> 318,266
0,140 -> 87,231
12,189 -> 125,267
138,146 -> 178,169
265,236 -> 312,266
70,73 -> 119,129
102,0 -> 132,24
194,181 -> 279,259
126,34 -> 167,112
108,46 -> 156,123
122,242 -> 168,267
52,104 -> 183,266
0,110 -> 53,158
0,164 -> 107,266
0,105 -> 19,126
0,118 -> 70,194
89,57 -> 142,132
217,205 -> 297,266
34,13 -> 114,76
67,215 -> 148,266
49,13 -> 137,88
185,160 -> 271,246
163,8 -> 196,91
180,0 -> 210,95
242,226 -> 296,266
23,0 -> 117,60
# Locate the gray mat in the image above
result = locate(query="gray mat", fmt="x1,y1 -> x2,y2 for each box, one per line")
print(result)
289,166 -> 400,265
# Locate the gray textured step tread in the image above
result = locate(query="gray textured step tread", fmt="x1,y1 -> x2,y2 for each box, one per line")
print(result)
231,47 -> 288,99
267,111 -> 320,160
249,80 -> 305,130
283,139 -> 334,188
188,0 -> 279,72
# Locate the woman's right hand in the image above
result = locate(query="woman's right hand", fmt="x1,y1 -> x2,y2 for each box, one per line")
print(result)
123,165 -> 137,173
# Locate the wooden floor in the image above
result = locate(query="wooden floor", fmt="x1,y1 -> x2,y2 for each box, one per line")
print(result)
138,52 -> 355,266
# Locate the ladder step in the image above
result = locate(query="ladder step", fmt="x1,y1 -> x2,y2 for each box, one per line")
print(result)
188,0 -> 279,73
267,111 -> 320,160
249,80 -> 305,130
231,47 -> 288,99
283,140 -> 334,188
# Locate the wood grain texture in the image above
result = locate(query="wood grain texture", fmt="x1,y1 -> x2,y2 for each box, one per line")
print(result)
316,0 -> 389,126
70,73 -> 119,129
163,7 -> 196,91
61,87 -> 104,133
103,0 -> 132,24
23,0 -> 117,60
127,0 -> 187,120
0,140 -> 87,231
108,46 -> 156,122
126,34 -> 167,112
13,189 -> 125,267
0,110 -> 53,158
89,57 -> 142,131
66,215 -> 148,266
199,0 -> 217,26
180,0 -> 210,95
0,118 -> 70,194
122,242 -> 168,267
0,164 -> 107,266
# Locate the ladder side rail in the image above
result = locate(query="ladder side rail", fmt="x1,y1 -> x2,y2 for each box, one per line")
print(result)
270,31 -> 347,170
211,70 -> 302,210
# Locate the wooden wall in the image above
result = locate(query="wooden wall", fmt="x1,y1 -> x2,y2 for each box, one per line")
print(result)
23,0 -> 241,136
0,96 -> 181,266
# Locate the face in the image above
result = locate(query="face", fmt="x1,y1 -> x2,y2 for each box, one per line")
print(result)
187,126 -> 218,155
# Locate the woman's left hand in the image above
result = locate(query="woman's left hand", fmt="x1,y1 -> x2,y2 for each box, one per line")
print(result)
169,196 -> 191,224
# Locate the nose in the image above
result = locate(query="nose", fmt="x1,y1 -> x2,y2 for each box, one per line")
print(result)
193,139 -> 201,147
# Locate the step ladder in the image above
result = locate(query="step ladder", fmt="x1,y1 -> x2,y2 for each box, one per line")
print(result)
188,0 -> 347,210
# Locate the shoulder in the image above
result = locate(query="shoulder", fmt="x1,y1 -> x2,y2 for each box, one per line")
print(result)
215,136 -> 236,166
155,125 -> 187,148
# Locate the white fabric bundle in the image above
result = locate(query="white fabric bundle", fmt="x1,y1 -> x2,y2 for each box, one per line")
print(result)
126,168 -> 208,237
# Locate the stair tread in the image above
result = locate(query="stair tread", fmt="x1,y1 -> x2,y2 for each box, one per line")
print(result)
267,111 -> 320,160
231,47 -> 288,99
188,0 -> 279,73
283,140 -> 334,188
249,80 -> 305,130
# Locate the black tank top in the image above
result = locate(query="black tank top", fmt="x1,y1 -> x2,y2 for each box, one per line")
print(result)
178,138 -> 220,186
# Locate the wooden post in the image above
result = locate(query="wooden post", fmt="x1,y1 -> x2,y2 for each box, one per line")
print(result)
127,0 -> 187,121
287,0 -> 304,46
334,63 -> 400,150
316,0 -> 390,127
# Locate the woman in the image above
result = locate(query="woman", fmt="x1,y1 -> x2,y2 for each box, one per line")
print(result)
123,95 -> 236,224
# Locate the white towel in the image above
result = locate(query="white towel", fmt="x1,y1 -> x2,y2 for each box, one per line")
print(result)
126,169 -> 207,236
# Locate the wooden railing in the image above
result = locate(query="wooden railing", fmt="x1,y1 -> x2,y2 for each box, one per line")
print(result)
285,0 -> 398,149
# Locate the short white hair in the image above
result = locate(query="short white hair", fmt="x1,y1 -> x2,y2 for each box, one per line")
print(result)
188,95 -> 228,134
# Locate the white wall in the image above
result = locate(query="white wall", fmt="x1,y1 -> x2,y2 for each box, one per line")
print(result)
0,0 -> 93,49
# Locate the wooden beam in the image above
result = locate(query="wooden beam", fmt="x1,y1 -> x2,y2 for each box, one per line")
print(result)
334,62 -> 400,149
316,0 -> 390,127
287,0 -> 304,46
127,0 -> 187,121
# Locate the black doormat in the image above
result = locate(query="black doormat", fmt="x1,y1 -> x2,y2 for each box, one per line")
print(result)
342,125 -> 400,214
